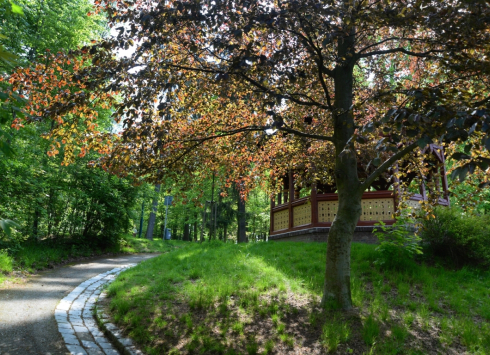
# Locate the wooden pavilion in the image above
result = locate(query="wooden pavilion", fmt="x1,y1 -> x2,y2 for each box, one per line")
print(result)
269,144 -> 449,242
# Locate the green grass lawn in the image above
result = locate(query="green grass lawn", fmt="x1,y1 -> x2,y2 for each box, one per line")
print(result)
105,241 -> 490,355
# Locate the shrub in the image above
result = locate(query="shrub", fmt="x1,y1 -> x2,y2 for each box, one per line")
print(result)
0,249 -> 13,273
373,217 -> 422,270
420,206 -> 490,267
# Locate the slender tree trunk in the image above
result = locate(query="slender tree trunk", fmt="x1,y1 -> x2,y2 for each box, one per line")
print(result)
200,204 -> 207,243
146,184 -> 161,240
321,29 -> 362,310
183,223 -> 190,241
213,202 -> 218,240
237,193 -> 246,243
210,174 -> 215,239
193,219 -> 198,241
32,207 -> 41,240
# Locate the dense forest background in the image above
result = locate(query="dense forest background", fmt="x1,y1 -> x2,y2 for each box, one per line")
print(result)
0,0 -> 269,252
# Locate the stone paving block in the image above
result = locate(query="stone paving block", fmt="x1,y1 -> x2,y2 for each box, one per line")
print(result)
104,323 -> 118,331
81,340 -> 99,349
93,336 -> 111,346
102,348 -> 119,355
59,327 -> 75,335
58,322 -> 73,329
56,315 -> 68,323
86,324 -> 98,332
77,332 -> 94,342
90,330 -> 104,338
119,338 -> 133,347
57,303 -> 70,311
73,325 -> 89,333
62,334 -> 80,345
66,344 -> 88,355
86,348 -> 105,355
111,330 -> 122,338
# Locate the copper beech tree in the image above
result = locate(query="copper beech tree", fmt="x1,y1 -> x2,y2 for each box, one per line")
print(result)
9,0 -> 490,309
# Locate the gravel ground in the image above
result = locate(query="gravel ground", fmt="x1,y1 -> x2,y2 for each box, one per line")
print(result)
0,254 -> 158,355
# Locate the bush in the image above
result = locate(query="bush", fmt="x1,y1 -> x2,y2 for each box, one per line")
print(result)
373,217 -> 422,270
420,206 -> 490,267
0,249 -> 13,273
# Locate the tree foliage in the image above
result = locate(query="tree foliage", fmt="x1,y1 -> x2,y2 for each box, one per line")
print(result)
0,0 -> 141,249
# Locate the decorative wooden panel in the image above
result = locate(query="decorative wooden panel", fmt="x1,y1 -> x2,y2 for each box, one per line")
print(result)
273,209 -> 289,231
293,203 -> 311,227
405,199 -> 422,210
360,198 -> 394,221
319,201 -> 339,223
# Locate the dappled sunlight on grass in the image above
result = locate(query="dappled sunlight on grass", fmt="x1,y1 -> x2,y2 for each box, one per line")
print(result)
105,241 -> 490,355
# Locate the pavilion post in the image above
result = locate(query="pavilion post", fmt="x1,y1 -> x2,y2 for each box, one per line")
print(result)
311,183 -> 318,225
288,171 -> 294,229
270,197 -> 275,235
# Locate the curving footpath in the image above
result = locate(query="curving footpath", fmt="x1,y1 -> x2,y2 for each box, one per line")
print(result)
0,254 -> 156,355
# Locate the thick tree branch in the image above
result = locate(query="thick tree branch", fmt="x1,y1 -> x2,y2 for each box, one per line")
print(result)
278,126 -> 334,142
357,37 -> 401,53
359,48 -> 444,59
178,125 -> 334,143
180,126 -> 266,143
360,142 -> 418,191
239,73 -> 330,109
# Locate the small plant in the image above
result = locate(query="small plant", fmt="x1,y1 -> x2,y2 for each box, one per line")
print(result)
362,314 -> 380,346
180,313 -> 193,331
458,318 -> 479,348
418,305 -> 431,331
279,333 -> 294,347
276,323 -> 286,334
231,321 -> 244,334
402,312 -> 415,328
373,217 -> 422,270
439,317 -> 454,346
321,316 -> 351,352
309,311 -> 321,327
391,324 -> 408,344
271,314 -> 280,327
263,339 -> 274,354
246,338 -> 259,355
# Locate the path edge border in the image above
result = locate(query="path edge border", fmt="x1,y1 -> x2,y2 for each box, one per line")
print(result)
94,300 -> 143,355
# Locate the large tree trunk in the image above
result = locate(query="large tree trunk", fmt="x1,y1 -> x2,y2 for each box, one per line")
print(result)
145,184 -> 161,240
321,30 -> 363,310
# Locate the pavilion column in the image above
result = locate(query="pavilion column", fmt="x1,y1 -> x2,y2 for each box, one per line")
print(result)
288,171 -> 294,229
270,197 -> 275,235
392,163 -> 401,214
311,183 -> 318,225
